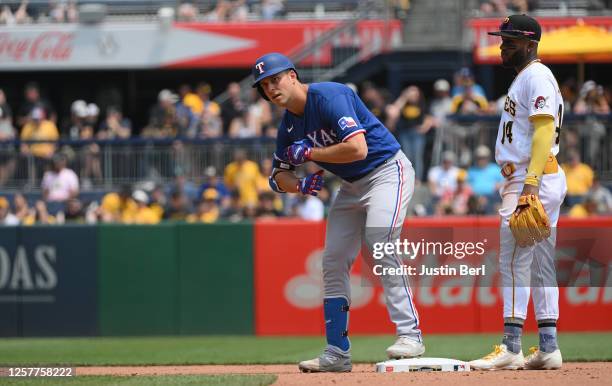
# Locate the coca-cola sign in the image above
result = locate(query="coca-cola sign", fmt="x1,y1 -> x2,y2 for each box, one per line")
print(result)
0,31 -> 73,62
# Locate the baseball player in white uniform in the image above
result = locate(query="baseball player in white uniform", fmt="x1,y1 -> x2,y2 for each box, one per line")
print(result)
470,15 -> 567,370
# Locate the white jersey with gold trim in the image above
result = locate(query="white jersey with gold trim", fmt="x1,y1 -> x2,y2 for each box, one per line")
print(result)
495,60 -> 563,166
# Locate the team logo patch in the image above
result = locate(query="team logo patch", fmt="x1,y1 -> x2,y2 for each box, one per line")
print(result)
534,96 -> 548,109
338,116 -> 357,131
255,61 -> 265,74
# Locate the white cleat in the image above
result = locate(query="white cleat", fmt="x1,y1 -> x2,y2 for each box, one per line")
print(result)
469,344 -> 525,370
386,336 -> 426,359
524,346 -> 562,370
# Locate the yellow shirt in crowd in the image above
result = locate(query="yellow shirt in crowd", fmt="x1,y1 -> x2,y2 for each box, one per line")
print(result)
20,120 -> 59,158
101,192 -> 138,222
562,162 -> 594,196
224,160 -> 261,207
186,207 -> 219,223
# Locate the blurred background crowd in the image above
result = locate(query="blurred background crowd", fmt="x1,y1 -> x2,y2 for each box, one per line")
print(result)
0,0 -> 611,225
0,64 -> 610,226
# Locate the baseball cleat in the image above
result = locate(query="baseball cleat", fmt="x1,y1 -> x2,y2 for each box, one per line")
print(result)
469,344 -> 525,370
298,351 -> 352,373
386,336 -> 426,359
524,346 -> 562,370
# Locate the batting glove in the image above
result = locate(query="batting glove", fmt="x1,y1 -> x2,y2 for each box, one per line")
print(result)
268,175 -> 285,193
285,139 -> 313,166
297,170 -> 324,196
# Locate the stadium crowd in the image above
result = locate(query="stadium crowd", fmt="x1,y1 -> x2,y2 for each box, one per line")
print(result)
0,65 -> 611,225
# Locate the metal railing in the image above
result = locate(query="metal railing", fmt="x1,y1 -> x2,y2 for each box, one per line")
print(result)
1,114 -> 610,192
0,138 -> 276,192
434,114 -> 612,182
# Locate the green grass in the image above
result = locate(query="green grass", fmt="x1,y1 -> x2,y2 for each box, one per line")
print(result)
0,333 -> 610,366
0,375 -> 276,385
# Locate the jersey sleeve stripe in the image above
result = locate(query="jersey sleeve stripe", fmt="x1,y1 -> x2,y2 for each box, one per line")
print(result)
341,129 -> 366,142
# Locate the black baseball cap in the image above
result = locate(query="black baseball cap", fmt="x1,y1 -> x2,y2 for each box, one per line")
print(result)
488,14 -> 541,42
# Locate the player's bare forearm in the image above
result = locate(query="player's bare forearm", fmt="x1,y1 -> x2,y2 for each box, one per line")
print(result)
274,171 -> 301,193
309,134 -> 368,163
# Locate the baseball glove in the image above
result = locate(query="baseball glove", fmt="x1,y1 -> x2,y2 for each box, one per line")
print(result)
509,194 -> 551,248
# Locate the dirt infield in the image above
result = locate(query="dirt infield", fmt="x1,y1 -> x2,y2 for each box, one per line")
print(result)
78,362 -> 611,385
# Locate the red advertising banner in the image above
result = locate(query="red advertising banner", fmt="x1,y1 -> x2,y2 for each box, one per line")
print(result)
254,217 -> 612,336
168,20 -> 402,68
470,17 -> 612,64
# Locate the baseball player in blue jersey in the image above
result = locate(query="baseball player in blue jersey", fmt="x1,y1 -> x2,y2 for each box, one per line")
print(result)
252,53 -> 424,373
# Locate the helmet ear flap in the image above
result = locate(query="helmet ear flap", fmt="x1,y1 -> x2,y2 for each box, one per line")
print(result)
257,84 -> 269,101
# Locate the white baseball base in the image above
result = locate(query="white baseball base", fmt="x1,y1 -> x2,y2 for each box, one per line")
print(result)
375,358 -> 470,373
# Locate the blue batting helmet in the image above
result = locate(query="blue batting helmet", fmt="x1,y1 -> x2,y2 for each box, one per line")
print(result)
251,52 -> 297,90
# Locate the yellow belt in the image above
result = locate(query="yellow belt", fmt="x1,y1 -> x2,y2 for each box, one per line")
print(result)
501,154 -> 558,179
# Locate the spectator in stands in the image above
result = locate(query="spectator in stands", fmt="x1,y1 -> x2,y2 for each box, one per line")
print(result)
221,82 -> 246,134
12,193 -> 30,223
568,194 -> 598,218
428,150 -> 461,200
149,185 -> 167,220
388,85 -> 434,181
361,82 -> 388,126
0,1 -> 31,25
23,200 -> 56,225
588,175 -> 612,214
65,100 -> 88,139
41,153 -> 79,203
197,166 -> 230,207
508,0 -> 535,13
0,89 -> 16,186
143,89 -> 179,137
168,166 -> 199,202
98,106 -> 131,139
430,79 -> 453,125
198,104 -> 223,138
451,67 -> 486,99
562,148 -> 594,206
163,190 -> 192,221
187,190 -> 221,223
256,191 -> 283,219
177,2 -> 199,22
99,184 -> 138,223
247,89 -> 272,135
174,95 -> 197,137
49,0 -> 78,23
295,193 -> 325,221
450,85 -> 489,115
261,0 -> 285,19
63,198 -> 86,223
0,89 -> 14,137
86,103 -> 100,128
224,148 -> 261,207
229,0 -> 248,21
221,190 -> 245,222
467,145 -> 503,212
560,78 -> 578,113
17,82 -> 56,127
436,169 -> 473,215
129,190 -> 160,224
20,107 -> 59,170
228,108 -> 260,138
206,0 -> 231,21
573,80 -> 610,114
198,83 -> 221,116
0,196 -> 19,225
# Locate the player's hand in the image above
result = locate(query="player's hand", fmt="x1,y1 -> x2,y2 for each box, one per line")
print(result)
297,170 -> 324,196
519,183 -> 539,199
285,139 -> 313,165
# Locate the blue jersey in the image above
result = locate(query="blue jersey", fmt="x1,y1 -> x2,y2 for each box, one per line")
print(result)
276,82 -> 400,181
